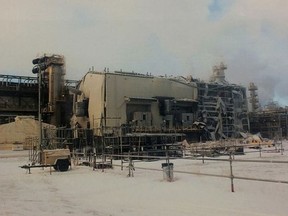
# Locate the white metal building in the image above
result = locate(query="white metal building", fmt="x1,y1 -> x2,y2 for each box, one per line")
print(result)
72,71 -> 198,135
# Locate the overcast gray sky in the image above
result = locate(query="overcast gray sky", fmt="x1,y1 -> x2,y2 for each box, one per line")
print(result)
0,0 -> 287,106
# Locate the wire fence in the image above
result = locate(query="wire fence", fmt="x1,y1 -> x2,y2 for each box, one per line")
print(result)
76,145 -> 288,193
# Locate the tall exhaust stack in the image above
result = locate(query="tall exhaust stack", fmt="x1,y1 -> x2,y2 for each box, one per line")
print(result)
47,55 -> 65,126
210,62 -> 227,83
248,82 -> 260,112
32,54 -> 66,126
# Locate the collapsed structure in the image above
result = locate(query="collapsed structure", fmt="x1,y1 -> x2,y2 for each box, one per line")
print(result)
195,63 -> 249,139
60,63 -> 250,155
71,63 -> 249,142
0,55 -> 285,153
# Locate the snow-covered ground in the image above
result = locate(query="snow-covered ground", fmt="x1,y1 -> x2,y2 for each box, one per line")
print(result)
1,142 -> 288,216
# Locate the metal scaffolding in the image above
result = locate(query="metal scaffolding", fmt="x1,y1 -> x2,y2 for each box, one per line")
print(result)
0,73 -> 79,125
249,109 -> 288,139
195,80 -> 249,139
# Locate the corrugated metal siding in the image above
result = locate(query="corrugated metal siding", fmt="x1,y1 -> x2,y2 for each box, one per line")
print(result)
77,72 -> 197,131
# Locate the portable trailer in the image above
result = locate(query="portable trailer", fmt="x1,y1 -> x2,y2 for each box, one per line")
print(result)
21,148 -> 71,173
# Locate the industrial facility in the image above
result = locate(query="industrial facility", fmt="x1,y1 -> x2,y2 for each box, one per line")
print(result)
0,59 -> 78,126
0,55 -> 286,154
194,63 -> 249,140
72,70 -> 199,135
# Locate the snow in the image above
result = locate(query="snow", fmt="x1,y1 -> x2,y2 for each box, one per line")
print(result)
1,143 -> 288,216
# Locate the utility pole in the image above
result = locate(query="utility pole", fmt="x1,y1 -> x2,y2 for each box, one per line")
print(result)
38,69 -> 42,151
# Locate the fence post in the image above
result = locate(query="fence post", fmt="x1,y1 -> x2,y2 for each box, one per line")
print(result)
127,152 -> 134,177
166,147 -> 172,181
259,144 -> 262,158
93,153 -> 96,171
202,145 -> 205,164
280,128 -> 283,155
229,153 -> 235,192
102,152 -> 104,172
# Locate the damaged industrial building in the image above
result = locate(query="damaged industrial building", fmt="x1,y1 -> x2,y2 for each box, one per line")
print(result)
194,63 -> 249,140
0,54 -> 286,156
